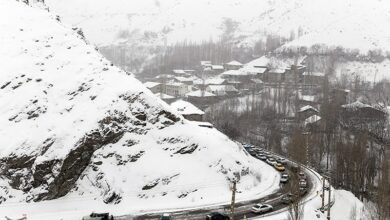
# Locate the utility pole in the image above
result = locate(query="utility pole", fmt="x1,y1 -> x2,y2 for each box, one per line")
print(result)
327,177 -> 331,220
321,177 -> 325,212
230,181 -> 237,220
302,131 -> 310,167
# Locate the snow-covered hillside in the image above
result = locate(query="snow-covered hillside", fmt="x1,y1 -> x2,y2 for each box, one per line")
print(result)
45,0 -> 390,54
0,0 -> 279,214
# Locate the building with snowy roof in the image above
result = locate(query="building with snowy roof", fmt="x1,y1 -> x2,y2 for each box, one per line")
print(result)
303,72 -> 325,85
144,81 -> 162,93
170,100 -> 205,122
163,82 -> 189,97
224,60 -> 243,70
297,105 -> 319,121
206,85 -> 239,96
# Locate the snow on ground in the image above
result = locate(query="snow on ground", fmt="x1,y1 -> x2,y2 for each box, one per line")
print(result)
45,0 -> 390,55
0,1 -> 280,219
334,59 -> 390,83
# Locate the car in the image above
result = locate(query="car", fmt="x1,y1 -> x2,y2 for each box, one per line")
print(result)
160,213 -> 172,220
276,157 -> 287,165
280,173 -> 289,183
298,171 -> 306,180
300,187 -> 308,196
281,193 -> 294,204
82,212 -> 113,220
251,203 -> 273,214
253,149 -> 262,154
256,153 -> 264,158
274,163 -> 285,172
206,212 -> 230,220
299,179 -> 307,188
258,154 -> 267,161
266,158 -> 277,166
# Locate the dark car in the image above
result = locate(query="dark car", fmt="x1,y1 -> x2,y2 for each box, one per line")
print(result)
299,187 -> 308,196
281,193 -> 294,204
160,213 -> 172,220
82,212 -> 113,220
206,212 -> 230,220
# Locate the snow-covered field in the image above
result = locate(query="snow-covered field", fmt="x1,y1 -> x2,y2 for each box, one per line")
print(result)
0,1 -> 279,218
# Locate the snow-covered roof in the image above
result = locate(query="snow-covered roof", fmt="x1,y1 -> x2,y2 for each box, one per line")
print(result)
155,93 -> 175,100
207,85 -> 238,92
205,77 -> 226,85
172,69 -> 186,74
269,68 -> 286,74
303,72 -> 325,77
144,81 -> 161,88
211,65 -> 224,70
186,90 -> 216,97
342,101 -> 372,110
221,69 -> 258,76
170,100 -> 205,115
242,66 -> 268,74
174,76 -> 194,82
250,79 -> 264,84
298,105 -> 319,113
305,115 -> 321,125
165,82 -> 186,87
300,95 -> 316,102
226,60 -> 243,66
245,56 -> 270,68
155,74 -> 175,79
200,61 -> 212,66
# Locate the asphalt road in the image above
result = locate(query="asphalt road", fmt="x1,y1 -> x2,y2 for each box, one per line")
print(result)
118,146 -> 318,220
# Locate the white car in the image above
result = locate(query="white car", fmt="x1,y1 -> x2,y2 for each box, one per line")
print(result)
299,179 -> 307,188
251,203 -> 273,214
266,158 -> 277,166
280,173 -> 289,183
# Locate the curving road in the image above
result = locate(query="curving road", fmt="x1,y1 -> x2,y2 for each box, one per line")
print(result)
117,145 -> 323,220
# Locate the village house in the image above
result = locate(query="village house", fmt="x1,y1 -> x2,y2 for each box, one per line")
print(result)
303,72 -> 325,85
163,82 -> 189,97
200,61 -> 212,68
298,94 -> 318,106
154,74 -> 175,83
341,101 -> 387,125
331,88 -> 350,106
304,115 -> 322,129
211,65 -> 225,74
155,93 -> 176,104
263,68 -> 286,83
242,66 -> 268,79
144,81 -> 162,93
205,77 -> 227,85
170,99 -> 205,122
297,105 -> 319,121
172,69 -> 190,76
224,60 -> 243,70
221,70 -> 256,82
173,76 -> 195,85
206,85 -> 239,96
185,90 -> 218,106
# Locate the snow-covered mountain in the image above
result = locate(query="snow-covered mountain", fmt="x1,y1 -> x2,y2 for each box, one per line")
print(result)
45,0 -> 390,53
0,0 -> 278,213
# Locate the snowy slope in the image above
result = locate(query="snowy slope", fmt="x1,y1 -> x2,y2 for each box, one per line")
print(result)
0,0 -> 279,211
45,0 -> 390,54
